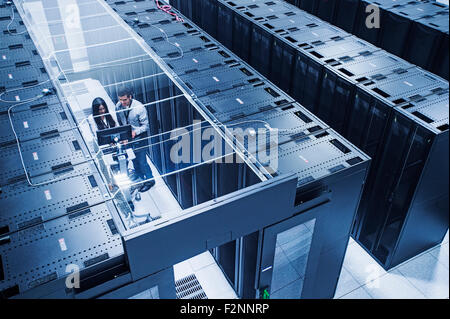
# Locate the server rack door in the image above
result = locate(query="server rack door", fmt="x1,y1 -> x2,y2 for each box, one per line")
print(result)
217,3 -> 234,50
257,202 -> 329,299
333,0 -> 360,33
378,10 -> 412,57
315,0 -> 337,22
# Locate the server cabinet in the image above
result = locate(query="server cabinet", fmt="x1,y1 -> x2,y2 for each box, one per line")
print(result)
0,61 -> 49,90
0,202 -> 125,299
0,129 -> 89,186
333,0 -> 360,33
179,63 -> 263,98
317,51 -> 414,136
0,83 -> 56,112
230,1 -> 293,62
0,44 -> 41,69
134,19 -> 196,42
249,11 -> 320,78
225,121 -> 370,298
353,93 -> 449,269
353,0 -> 412,46
0,101 -> 70,144
271,23 -> 349,107
148,32 -> 218,59
290,36 -> 379,118
0,163 -> 106,235
378,1 -> 448,57
315,0 -> 338,22
404,11 -> 449,80
197,83 -> 293,123
1,28 -> 31,48
348,67 -> 448,158
116,7 -> 171,25
166,48 -> 238,75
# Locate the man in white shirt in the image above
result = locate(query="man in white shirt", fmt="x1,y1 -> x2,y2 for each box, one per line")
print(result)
115,86 -> 155,192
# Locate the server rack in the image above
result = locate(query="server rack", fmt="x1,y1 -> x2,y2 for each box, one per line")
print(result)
196,82 -> 293,123
353,92 -> 449,269
0,44 -> 42,69
378,0 -> 448,57
405,10 -> 449,80
0,202 -> 125,299
224,108 -> 370,298
0,60 -> 49,91
317,51 -> 415,135
0,101 -> 71,146
0,129 -> 90,186
171,0 -> 449,271
178,63 -> 263,98
0,162 -> 107,235
278,0 -> 450,80
166,47 -> 239,75
111,0 -> 371,299
349,67 -> 448,157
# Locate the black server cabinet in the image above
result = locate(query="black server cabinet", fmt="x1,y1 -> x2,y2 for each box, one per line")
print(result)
0,44 -> 41,69
270,23 -> 349,106
353,0 -> 412,46
230,1 -> 293,62
348,67 -> 448,158
333,0 -> 360,33
179,63 -> 263,98
0,202 -> 125,299
404,11 -> 449,81
0,61 -> 49,91
0,129 -> 88,186
317,51 -> 414,136
315,0 -> 338,23
0,101 -> 71,145
378,1 -> 448,58
249,10 -> 320,78
0,163 -> 106,235
197,82 -> 293,124
166,48 -> 238,75
0,83 -> 56,113
219,99 -> 370,298
353,93 -> 449,269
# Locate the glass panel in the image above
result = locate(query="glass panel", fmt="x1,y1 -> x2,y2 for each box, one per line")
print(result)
12,0 -> 270,235
270,218 -> 316,299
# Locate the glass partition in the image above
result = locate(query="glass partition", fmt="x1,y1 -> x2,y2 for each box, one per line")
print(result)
13,0 -> 271,233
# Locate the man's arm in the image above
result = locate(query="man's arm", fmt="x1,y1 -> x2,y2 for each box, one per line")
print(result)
115,102 -> 124,126
133,103 -> 149,136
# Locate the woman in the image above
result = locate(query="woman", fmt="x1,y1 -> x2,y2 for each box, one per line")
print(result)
92,97 -> 116,130
91,97 -> 140,209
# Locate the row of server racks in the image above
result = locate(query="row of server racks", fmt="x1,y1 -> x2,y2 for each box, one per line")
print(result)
0,0 -> 373,299
106,0 -> 371,298
171,0 -> 450,270
285,0 -> 449,80
0,2 -> 128,299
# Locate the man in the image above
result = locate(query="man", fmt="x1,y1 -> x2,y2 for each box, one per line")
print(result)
115,86 -> 155,192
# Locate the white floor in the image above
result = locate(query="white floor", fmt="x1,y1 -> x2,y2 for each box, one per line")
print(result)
336,231 -> 449,299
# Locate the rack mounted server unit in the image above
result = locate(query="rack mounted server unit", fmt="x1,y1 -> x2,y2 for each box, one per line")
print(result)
108,0 -> 370,299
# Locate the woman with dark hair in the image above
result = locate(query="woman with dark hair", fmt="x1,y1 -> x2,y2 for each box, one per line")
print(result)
92,97 -> 116,130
